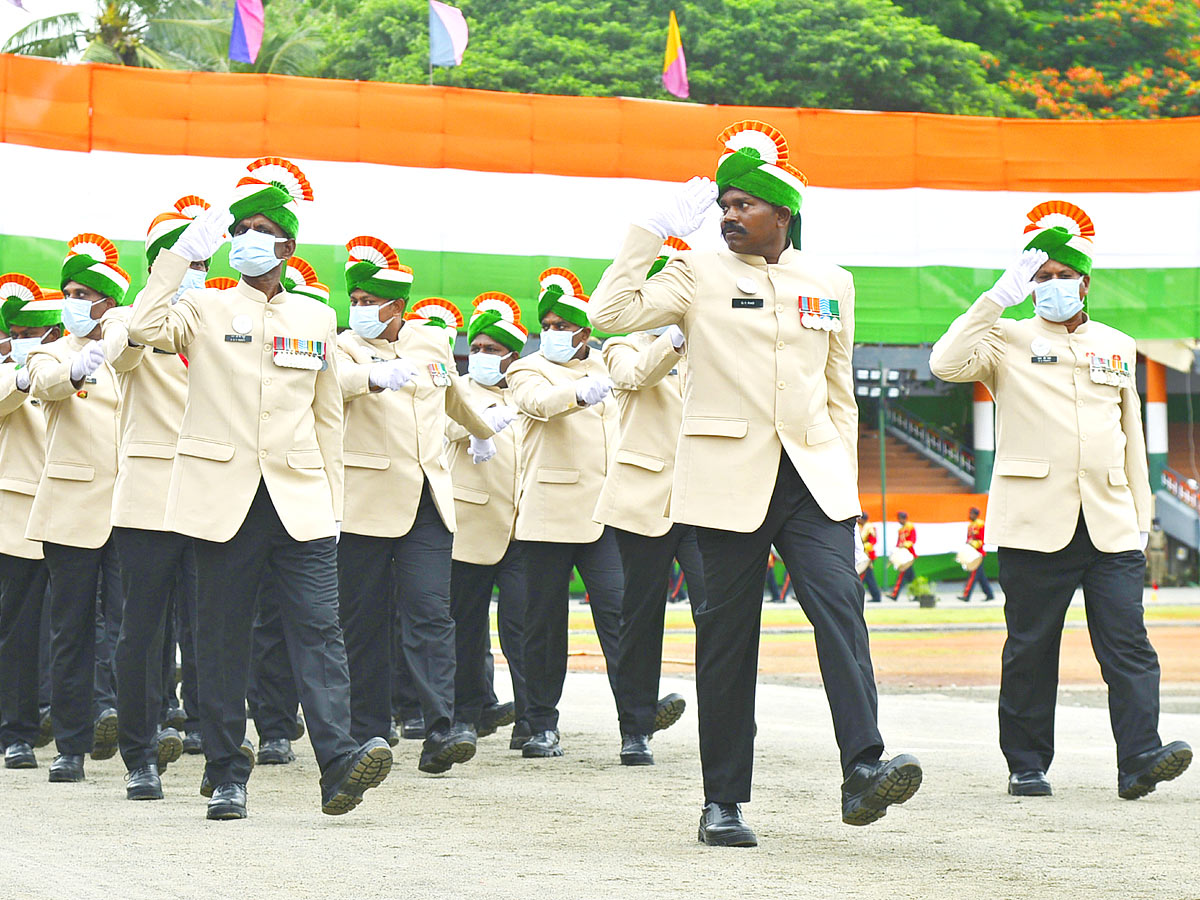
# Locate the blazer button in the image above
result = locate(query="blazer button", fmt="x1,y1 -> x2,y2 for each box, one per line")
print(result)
777,341 -> 785,350
777,381 -> 786,390
775,305 -> 784,314
777,421 -> 785,430
259,449 -> 268,458
261,412 -> 270,420
264,378 -> 271,385
1079,470 -> 1086,478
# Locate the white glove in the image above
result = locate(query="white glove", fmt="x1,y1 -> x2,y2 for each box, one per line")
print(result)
988,249 -> 1048,308
368,357 -> 418,391
639,176 -> 718,239
69,341 -> 106,383
854,535 -> 869,573
482,404 -> 518,433
15,369 -> 30,392
575,374 -> 614,407
1140,532 -> 1149,552
335,522 -> 342,544
469,435 -> 496,464
665,324 -> 685,350
171,207 -> 229,263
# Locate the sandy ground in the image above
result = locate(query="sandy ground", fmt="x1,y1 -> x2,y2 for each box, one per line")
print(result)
2,664 -> 1197,900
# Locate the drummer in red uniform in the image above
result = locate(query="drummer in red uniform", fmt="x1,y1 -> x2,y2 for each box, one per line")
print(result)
858,514 -> 882,603
961,507 -> 996,602
890,512 -> 916,600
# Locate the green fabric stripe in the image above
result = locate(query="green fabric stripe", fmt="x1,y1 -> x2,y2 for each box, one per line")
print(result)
2,234 -> 1196,340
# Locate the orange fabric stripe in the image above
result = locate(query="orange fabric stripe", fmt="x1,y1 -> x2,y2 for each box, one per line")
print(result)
859,493 -> 989,523
1144,357 -> 1167,403
973,382 -> 994,402
6,55 -> 1200,191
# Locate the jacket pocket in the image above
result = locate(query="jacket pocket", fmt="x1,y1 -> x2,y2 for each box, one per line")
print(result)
344,451 -> 391,470
615,449 -> 666,472
453,485 -> 490,505
995,457 -> 1050,478
1108,466 -> 1129,486
286,449 -> 325,470
805,421 -> 839,446
125,440 -> 176,460
0,477 -> 39,495
176,437 -> 235,462
45,462 -> 94,482
536,467 -> 580,484
681,416 -> 748,439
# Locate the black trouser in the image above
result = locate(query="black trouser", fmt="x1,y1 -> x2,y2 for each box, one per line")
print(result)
0,554 -> 49,746
997,515 -> 1162,774
43,537 -> 121,756
112,527 -> 195,770
695,454 -> 883,804
963,564 -> 994,600
338,482 -> 456,744
174,553 -> 201,735
92,543 -> 122,716
450,542 -> 528,729
862,566 -> 882,603
519,527 -> 623,733
192,481 -> 356,786
391,621 -> 420,722
247,574 -> 300,742
613,524 -> 705,735
38,596 -> 51,708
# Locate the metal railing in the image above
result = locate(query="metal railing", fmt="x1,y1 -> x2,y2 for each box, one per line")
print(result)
884,406 -> 975,481
1162,465 -> 1199,510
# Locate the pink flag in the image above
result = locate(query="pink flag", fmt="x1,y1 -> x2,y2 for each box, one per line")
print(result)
229,0 -> 265,64
662,10 -> 688,99
429,0 -> 469,67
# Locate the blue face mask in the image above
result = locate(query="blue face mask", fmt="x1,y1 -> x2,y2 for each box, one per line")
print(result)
468,350 -> 511,386
10,336 -> 47,367
1033,278 -> 1084,323
540,328 -> 580,363
229,229 -> 286,277
349,302 -> 394,340
173,267 -> 207,304
61,297 -> 102,337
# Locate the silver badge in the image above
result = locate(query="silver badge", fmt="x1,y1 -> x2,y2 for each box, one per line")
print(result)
1030,338 -> 1052,357
232,315 -> 252,335
736,277 -> 759,295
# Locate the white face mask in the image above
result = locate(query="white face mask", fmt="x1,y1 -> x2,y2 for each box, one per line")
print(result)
1033,278 -> 1084,323
173,267 -> 207,304
61,297 -> 104,337
540,328 -> 580,363
349,302 -> 394,340
228,229 -> 287,277
10,335 -> 48,367
468,350 -> 512,386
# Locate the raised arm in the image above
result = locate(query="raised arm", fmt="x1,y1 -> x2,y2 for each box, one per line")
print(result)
589,226 -> 695,334
100,306 -> 146,374
603,332 -> 680,392
507,365 -> 582,422
128,250 -> 201,353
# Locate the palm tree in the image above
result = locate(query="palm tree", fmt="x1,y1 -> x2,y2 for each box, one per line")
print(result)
2,0 -> 326,75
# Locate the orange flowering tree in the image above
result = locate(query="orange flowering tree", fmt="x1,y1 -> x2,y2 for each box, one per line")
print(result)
1002,0 -> 1200,118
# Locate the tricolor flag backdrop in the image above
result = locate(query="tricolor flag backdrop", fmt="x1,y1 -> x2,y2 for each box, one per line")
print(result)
0,54 -> 1199,340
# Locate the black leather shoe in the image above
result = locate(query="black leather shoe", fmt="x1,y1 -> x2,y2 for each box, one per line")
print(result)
653,693 -> 687,733
126,764 -> 163,800
478,701 -> 516,738
182,731 -> 203,755
4,741 -> 36,769
320,737 -> 393,815
1118,741 -> 1193,800
163,706 -> 186,733
841,754 -> 923,825
1008,770 -> 1052,797
400,716 -> 425,740
91,708 -> 118,761
620,734 -> 654,766
258,737 -> 295,765
239,738 -> 256,766
156,727 -> 183,771
48,753 -> 85,782
206,782 -> 247,820
419,723 -> 477,774
35,707 -> 53,749
522,729 -> 563,758
697,802 -> 757,847
290,715 -> 306,743
386,724 -> 400,747
509,720 -> 533,751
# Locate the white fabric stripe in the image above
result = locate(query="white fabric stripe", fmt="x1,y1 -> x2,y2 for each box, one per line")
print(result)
91,263 -> 129,292
1145,402 -> 1169,455
973,400 -> 995,452
3,143 -> 1200,269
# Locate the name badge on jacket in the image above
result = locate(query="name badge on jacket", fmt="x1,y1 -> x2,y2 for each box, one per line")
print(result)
798,296 -> 842,333
272,336 -> 327,371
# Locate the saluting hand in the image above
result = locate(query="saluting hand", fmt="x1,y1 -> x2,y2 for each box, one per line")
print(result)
172,207 -> 229,263
640,176 -> 718,240
988,249 -> 1048,309
69,341 -> 106,383
575,374 -> 614,407
482,404 -> 519,433
368,357 -> 418,391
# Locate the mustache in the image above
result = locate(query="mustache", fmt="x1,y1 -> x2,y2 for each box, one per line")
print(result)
721,223 -> 746,236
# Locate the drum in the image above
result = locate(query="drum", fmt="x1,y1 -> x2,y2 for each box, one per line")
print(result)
855,554 -> 871,576
956,544 -> 982,572
889,548 -> 914,573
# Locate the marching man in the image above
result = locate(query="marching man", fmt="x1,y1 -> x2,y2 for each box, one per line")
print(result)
960,506 -> 995,602
591,120 -> 921,845
929,201 -> 1191,799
